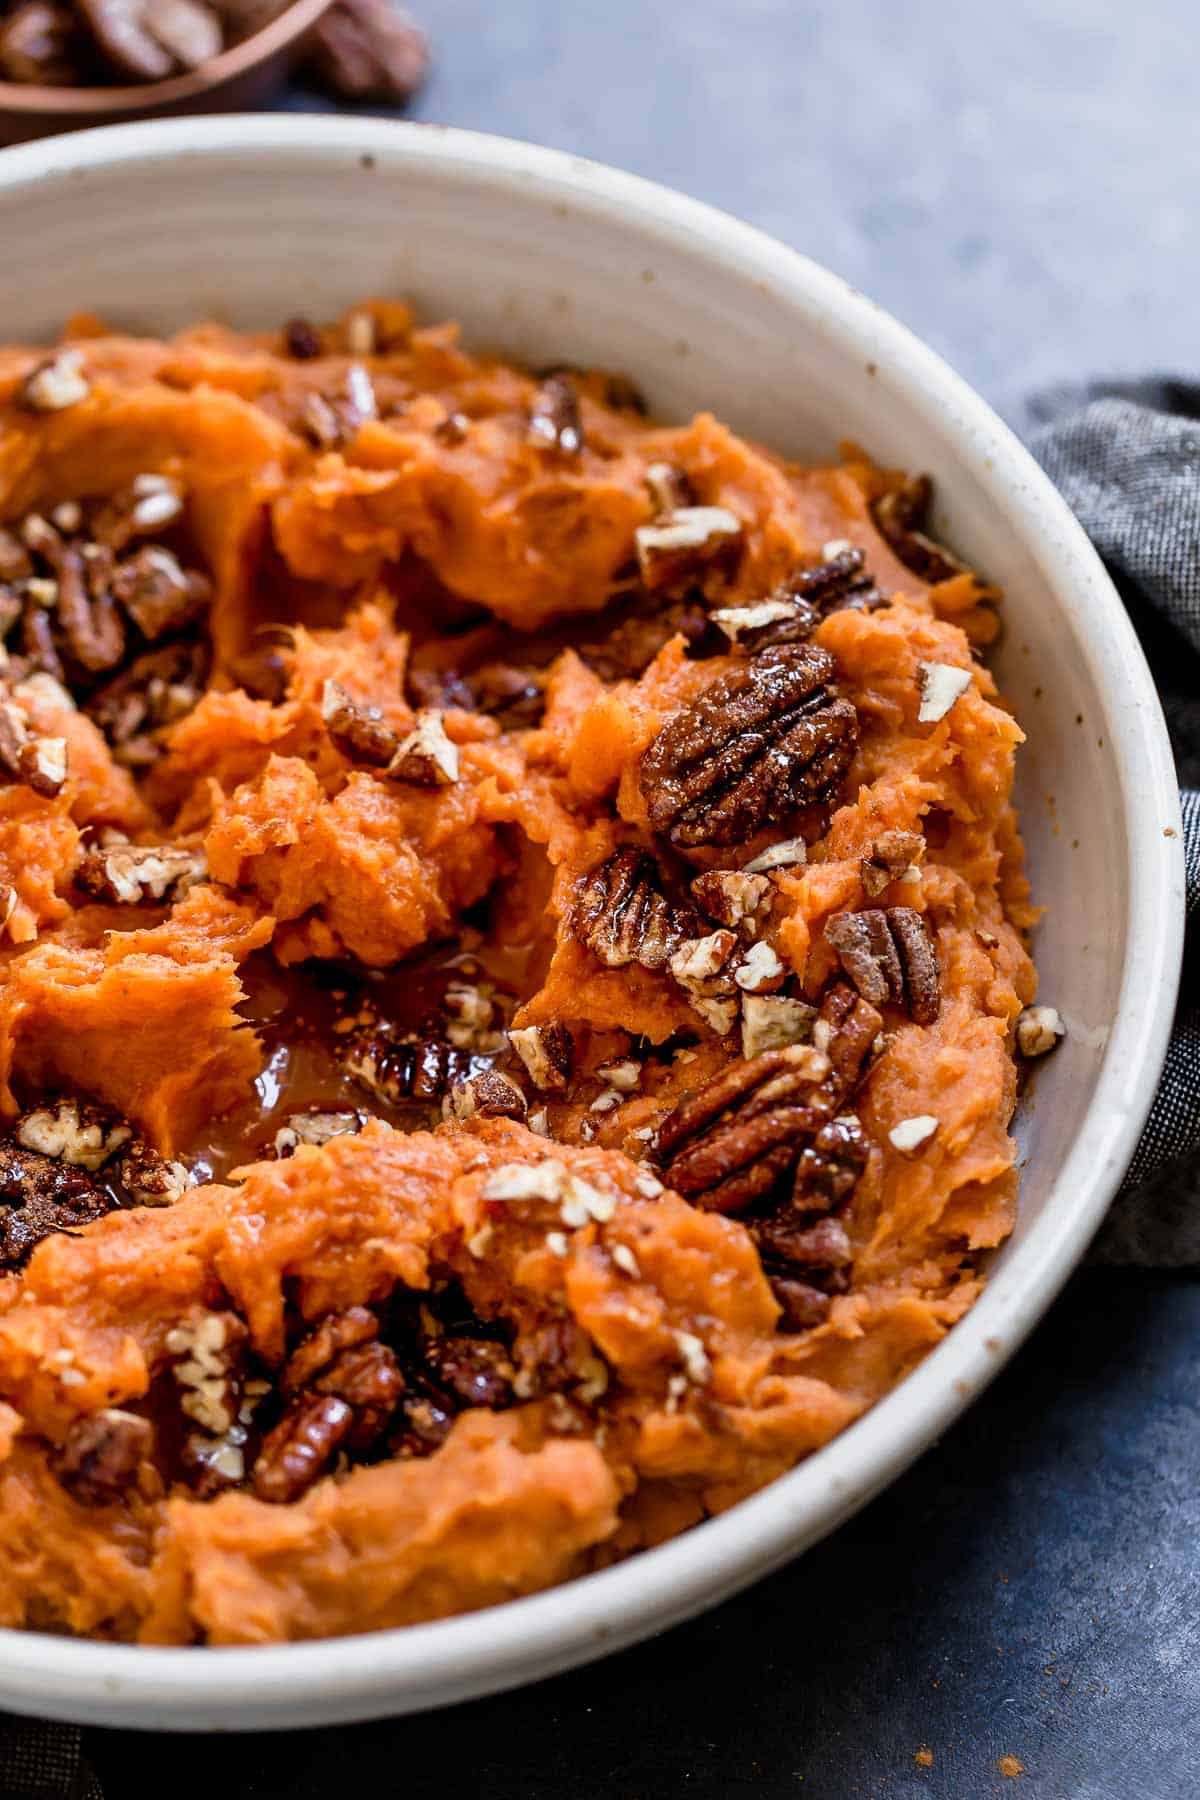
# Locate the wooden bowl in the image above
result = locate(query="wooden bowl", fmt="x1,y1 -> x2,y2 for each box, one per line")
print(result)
0,0 -> 334,142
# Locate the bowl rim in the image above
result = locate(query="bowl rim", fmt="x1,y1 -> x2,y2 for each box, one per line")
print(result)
0,0 -> 333,115
0,113 -> 1184,1729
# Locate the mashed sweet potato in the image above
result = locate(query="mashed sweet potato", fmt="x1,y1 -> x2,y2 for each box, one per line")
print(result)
0,302 -> 1043,1644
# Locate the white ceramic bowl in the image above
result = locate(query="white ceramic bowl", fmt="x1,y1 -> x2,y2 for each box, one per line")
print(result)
0,116 -> 1183,1731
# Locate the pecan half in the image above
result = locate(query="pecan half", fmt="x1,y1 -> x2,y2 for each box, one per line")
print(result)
283,1309 -> 403,1453
251,1394 -> 353,1503
640,645 -> 858,849
657,981 -> 880,1214
422,1335 -> 515,1411
527,373 -> 584,456
824,906 -> 940,1025
21,515 -> 125,674
52,1409 -> 151,1506
321,678 -> 398,767
872,475 -> 971,584
573,847 -> 698,973
0,0 -> 82,84
282,1307 -> 379,1397
75,842 -> 207,907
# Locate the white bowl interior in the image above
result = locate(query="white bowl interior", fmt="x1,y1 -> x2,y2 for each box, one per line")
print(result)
0,118 -> 1181,1729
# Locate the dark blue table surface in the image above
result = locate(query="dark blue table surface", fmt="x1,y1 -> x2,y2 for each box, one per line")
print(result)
89,3 -> 1200,1794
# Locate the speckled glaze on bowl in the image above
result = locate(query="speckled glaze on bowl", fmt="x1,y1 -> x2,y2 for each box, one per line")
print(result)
0,116 -> 1183,1730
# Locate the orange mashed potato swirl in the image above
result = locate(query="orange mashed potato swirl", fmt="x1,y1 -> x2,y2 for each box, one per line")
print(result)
0,302 -> 1037,1643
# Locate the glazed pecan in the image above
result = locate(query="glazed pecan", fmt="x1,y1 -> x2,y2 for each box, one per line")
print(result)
16,1095 -> 132,1169
710,548 -> 886,653
528,373 -> 584,456
321,678 -> 398,767
657,982 -> 880,1214
446,1069 -> 527,1122
21,515 -> 125,673
872,475 -> 971,585
251,1394 -> 353,1503
0,1138 -> 114,1268
573,847 -> 698,973
273,1109 -> 365,1158
110,1140 -> 188,1205
639,645 -> 858,849
422,1336 -> 515,1411
75,841 -> 207,907
339,1026 -> 477,1107
388,710 -> 459,785
53,1409 -> 151,1506
824,905 -> 940,1025
282,1307 -> 379,1397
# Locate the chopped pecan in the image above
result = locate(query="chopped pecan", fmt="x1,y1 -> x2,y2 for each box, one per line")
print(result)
446,1068 -> 527,1121
339,1026 -> 476,1108
53,1409 -> 151,1506
111,1140 -> 188,1205
792,1114 -> 870,1210
861,828 -> 923,899
284,317 -> 322,360
390,1388 -> 456,1458
0,697 -> 68,799
824,906 -> 940,1025
814,981 -> 887,1103
18,349 -> 89,414
872,475 -> 971,584
527,373 -> 584,456
713,547 -> 885,650
321,678 -> 398,767
109,547 -> 209,641
90,474 -> 186,549
916,660 -> 972,724
1015,1005 -> 1064,1058
669,928 -> 740,1035
388,709 -> 459,785
165,1310 -> 248,1438
273,1109 -> 364,1158
251,1393 -> 353,1503
635,505 -> 743,593
22,516 -> 126,674
508,1022 -> 573,1091
740,993 -> 817,1058
573,847 -> 698,973
754,1210 -> 853,1275
690,868 -> 771,936
468,661 -> 546,727
75,842 -> 207,907
85,639 -> 209,768
16,1096 -> 132,1169
300,366 -> 377,448
639,645 -> 858,849
768,1274 -> 836,1331
644,461 -> 694,515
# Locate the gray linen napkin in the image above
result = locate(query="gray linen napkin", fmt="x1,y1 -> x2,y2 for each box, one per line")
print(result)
1,381 -> 1198,1795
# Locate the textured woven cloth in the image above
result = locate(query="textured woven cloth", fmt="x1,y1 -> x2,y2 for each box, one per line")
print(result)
0,384 -> 1197,1793
1015,384 -> 1200,1264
